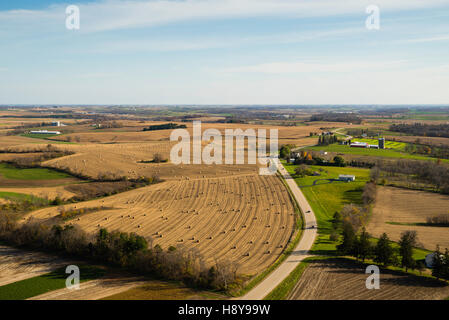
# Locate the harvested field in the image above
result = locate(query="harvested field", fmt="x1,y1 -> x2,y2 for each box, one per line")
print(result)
367,187 -> 449,251
102,281 -> 225,300
0,121 -> 351,182
26,174 -> 296,275
0,153 -> 44,162
289,258 -> 449,300
0,135 -> 41,148
28,275 -> 147,300
49,122 -> 349,145
0,186 -> 76,200
64,181 -> 143,200
41,141 -> 259,180
0,245 -> 69,287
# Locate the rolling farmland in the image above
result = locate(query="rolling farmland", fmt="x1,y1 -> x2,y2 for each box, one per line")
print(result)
27,174 -> 297,275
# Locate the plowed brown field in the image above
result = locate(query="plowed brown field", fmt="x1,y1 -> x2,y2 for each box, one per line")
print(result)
289,258 -> 449,300
367,187 -> 449,251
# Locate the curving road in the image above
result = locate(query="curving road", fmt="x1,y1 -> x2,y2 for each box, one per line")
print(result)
240,158 -> 317,300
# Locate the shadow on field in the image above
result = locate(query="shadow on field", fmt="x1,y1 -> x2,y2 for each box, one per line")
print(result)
342,188 -> 364,205
307,258 -> 449,288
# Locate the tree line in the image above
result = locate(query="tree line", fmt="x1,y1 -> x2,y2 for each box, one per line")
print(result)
338,224 -> 427,273
389,123 -> 449,138
143,123 -> 187,131
309,112 -> 362,124
371,159 -> 449,194
0,216 -> 239,291
318,134 -> 338,146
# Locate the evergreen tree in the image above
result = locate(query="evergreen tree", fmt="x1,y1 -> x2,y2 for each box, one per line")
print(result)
374,233 -> 395,266
279,145 -> 291,159
331,211 -> 342,231
356,228 -> 372,262
337,222 -> 356,255
399,231 -> 418,272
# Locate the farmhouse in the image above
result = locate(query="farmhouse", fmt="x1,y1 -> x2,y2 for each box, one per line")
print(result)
50,121 -> 65,127
338,174 -> 355,182
29,130 -> 61,135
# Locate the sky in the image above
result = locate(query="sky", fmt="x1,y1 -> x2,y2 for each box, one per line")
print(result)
1,0 -> 449,105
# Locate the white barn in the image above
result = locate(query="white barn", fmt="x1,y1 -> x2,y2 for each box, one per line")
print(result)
30,130 -> 61,135
338,174 -> 355,182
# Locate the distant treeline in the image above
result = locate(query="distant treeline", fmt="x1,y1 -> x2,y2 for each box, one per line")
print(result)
345,128 -> 382,137
95,121 -> 123,129
371,159 -> 449,194
390,123 -> 449,138
310,113 -> 362,124
143,123 -> 187,131
0,145 -> 75,165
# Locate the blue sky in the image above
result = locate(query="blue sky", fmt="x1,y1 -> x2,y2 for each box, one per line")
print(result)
1,0 -> 449,105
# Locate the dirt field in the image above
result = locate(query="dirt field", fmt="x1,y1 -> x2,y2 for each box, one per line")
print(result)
0,245 -> 70,287
101,281 -> 225,300
367,187 -> 449,251
28,275 -> 147,300
289,258 -> 449,300
26,173 -> 296,275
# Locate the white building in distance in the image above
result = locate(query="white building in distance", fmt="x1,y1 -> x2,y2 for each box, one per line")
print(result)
30,130 -> 61,135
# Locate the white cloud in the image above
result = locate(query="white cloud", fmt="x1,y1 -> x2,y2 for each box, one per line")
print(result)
1,0 -> 449,33
77,72 -> 119,79
219,60 -> 407,74
87,27 -> 361,53
403,34 -> 449,43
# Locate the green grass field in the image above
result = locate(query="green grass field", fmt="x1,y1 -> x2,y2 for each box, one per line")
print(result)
281,161 -> 431,260
282,162 -> 370,254
306,143 -> 444,162
0,163 -> 71,180
0,191 -> 44,202
352,138 -> 406,151
0,265 -> 105,300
